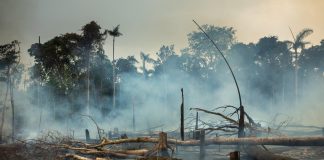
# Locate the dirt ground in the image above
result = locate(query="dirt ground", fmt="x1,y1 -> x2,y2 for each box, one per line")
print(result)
1,143 -> 324,160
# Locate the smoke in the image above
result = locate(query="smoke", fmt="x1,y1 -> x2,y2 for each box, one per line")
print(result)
1,32 -> 324,142
0,52 -> 322,143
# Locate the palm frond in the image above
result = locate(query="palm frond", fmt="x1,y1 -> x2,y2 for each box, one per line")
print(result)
140,52 -> 147,60
283,40 -> 294,50
108,25 -> 123,37
295,28 -> 313,43
127,56 -> 138,63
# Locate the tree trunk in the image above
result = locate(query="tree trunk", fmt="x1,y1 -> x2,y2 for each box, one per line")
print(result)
0,68 -> 10,142
180,88 -> 184,141
199,129 -> 205,159
144,132 -> 171,157
294,49 -> 298,107
156,132 -> 169,156
87,50 -> 90,115
9,75 -> 15,142
195,112 -> 198,130
132,103 -> 135,131
238,106 -> 245,138
112,36 -> 116,109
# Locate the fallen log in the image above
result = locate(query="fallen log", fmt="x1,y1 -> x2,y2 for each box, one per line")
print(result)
92,136 -> 324,147
170,136 -> 324,146
62,144 -> 147,158
89,137 -> 159,148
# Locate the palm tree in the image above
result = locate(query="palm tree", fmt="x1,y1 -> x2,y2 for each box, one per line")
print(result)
288,27 -> 313,106
108,25 -> 122,109
140,52 -> 154,79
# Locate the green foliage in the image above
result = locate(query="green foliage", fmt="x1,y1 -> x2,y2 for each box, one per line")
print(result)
299,41 -> 324,77
28,21 -> 112,114
24,21 -> 324,116
140,52 -> 154,79
116,56 -> 138,74
0,40 -> 20,71
184,25 -> 236,80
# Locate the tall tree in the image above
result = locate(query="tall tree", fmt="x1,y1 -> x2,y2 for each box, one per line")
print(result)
0,40 -> 20,142
108,25 -> 122,109
254,36 -> 292,103
140,52 -> 154,79
299,39 -> 324,80
29,21 -> 109,117
29,33 -> 81,99
81,21 -> 108,115
187,25 -> 235,73
116,56 -> 138,74
288,28 -> 313,106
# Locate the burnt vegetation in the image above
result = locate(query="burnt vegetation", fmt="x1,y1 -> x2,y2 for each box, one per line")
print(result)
0,20 -> 324,159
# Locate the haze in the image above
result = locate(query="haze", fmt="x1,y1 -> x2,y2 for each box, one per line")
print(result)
1,0 -> 324,64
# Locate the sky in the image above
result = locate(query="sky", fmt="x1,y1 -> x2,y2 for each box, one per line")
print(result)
1,0 -> 324,65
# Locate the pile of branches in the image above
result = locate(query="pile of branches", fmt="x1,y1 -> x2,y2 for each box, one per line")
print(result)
0,131 -> 178,160
0,131 -> 72,160
187,105 -> 289,137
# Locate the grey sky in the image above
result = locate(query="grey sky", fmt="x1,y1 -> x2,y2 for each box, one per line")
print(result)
1,0 -> 324,65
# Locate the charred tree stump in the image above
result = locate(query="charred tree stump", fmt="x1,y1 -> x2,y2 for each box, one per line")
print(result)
229,151 -> 240,160
193,130 -> 200,140
180,88 -> 184,141
193,111 -> 200,140
199,129 -> 205,160
85,129 -> 90,142
195,112 -> 198,130
145,132 -> 173,158
157,132 -> 169,157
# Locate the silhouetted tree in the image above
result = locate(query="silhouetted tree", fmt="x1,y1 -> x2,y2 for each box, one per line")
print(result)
187,25 -> 235,72
140,52 -> 154,79
116,56 -> 138,74
108,25 -> 122,109
81,21 -> 108,115
299,39 -> 324,80
0,40 -> 20,142
254,36 -> 292,103
287,28 -> 313,106
29,21 -> 110,117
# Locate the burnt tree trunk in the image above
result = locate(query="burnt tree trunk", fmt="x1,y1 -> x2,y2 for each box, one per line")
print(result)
145,132 -> 171,157
229,151 -> 240,160
10,75 -> 15,142
180,88 -> 184,141
157,132 -> 169,157
199,129 -> 205,160
195,112 -> 198,130
238,106 -> 245,138
85,129 -> 90,142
